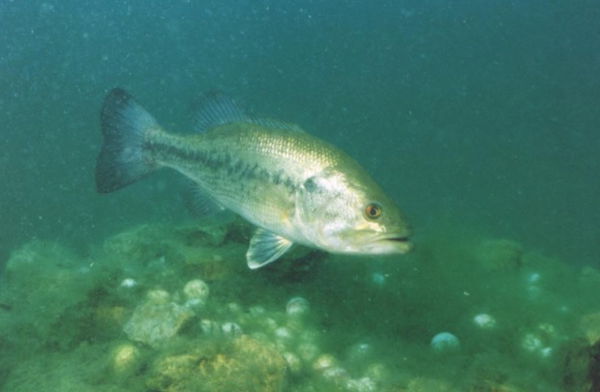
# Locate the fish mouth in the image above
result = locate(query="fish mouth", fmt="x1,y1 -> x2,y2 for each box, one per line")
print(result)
375,234 -> 412,253
383,236 -> 410,243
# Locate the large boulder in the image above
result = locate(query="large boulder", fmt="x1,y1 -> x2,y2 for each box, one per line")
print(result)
147,335 -> 287,392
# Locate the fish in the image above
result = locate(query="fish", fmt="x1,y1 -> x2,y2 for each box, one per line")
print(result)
96,88 -> 412,269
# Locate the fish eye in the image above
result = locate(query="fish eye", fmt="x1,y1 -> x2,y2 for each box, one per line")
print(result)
364,203 -> 383,220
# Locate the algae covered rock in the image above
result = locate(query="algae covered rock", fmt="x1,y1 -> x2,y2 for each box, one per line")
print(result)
101,223 -> 244,284
110,342 -> 144,379
580,312 -> 600,346
0,240 -> 94,349
102,223 -> 230,264
559,337 -> 600,392
103,224 -> 185,265
124,290 -> 194,348
3,342 -> 134,392
147,335 -> 287,392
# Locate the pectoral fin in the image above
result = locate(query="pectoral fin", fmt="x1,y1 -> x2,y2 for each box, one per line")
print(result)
246,228 -> 294,269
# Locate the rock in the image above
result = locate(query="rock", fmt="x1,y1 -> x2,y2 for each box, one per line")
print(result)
103,224 -> 184,266
580,312 -> 600,346
559,338 -> 600,392
0,240 -> 93,349
182,244 -> 246,282
147,335 -> 287,392
183,279 -> 210,304
476,239 -> 523,272
124,294 -> 194,348
111,343 -> 141,376
101,224 -> 241,282
313,354 -> 338,371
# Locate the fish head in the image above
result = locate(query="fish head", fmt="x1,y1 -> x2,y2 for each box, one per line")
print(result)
297,167 -> 411,255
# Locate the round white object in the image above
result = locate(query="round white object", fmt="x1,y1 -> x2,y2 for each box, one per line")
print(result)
286,296 -> 310,316
275,327 -> 292,339
112,343 -> 140,374
221,321 -> 242,336
521,333 -> 543,352
120,278 -> 137,288
313,354 -> 337,371
345,377 -> 377,392
183,279 -> 209,302
473,313 -> 496,329
431,332 -> 460,352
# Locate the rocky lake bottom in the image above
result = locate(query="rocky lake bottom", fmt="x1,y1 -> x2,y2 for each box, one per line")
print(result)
1,220 -> 599,391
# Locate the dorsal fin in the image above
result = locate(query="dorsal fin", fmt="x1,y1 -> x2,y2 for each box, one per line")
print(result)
194,91 -> 248,133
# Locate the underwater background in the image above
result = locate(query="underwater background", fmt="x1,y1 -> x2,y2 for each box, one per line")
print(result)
1,1 -> 600,391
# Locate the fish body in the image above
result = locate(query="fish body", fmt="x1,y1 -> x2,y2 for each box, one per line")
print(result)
96,89 -> 411,268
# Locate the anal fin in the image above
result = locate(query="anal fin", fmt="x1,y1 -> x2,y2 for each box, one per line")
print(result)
183,180 -> 226,217
246,228 -> 294,269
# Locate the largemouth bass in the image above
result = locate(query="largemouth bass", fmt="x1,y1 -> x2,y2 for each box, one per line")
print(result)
96,88 -> 411,269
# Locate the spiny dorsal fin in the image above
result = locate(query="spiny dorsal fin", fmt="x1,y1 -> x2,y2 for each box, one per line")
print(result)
246,228 -> 294,269
194,91 -> 305,133
194,91 -> 248,133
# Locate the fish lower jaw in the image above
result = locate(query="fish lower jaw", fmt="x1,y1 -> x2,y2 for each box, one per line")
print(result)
322,241 -> 411,256
358,240 -> 412,255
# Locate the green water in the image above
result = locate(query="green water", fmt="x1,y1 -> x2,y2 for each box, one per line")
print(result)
1,1 -> 599,391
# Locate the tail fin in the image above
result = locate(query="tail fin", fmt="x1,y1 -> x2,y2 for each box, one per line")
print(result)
95,88 -> 159,193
